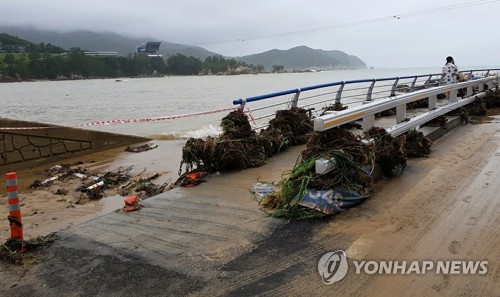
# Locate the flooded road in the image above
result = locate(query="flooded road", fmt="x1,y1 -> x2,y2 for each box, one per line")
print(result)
0,108 -> 498,296
195,112 -> 500,296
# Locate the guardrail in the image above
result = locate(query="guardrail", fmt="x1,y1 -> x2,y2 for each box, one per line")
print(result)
232,68 -> 500,130
314,77 -> 497,135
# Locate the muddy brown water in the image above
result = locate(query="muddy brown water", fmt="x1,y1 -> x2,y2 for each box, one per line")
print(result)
0,139 -> 186,241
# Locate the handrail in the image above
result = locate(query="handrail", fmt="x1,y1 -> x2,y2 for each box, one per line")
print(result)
232,68 -> 500,106
314,77 -> 497,133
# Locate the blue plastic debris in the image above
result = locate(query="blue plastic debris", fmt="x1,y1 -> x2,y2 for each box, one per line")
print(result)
252,182 -> 275,198
296,188 -> 368,215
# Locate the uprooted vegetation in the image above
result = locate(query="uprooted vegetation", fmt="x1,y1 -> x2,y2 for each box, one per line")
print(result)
0,233 -> 57,265
187,88 -> 500,219
261,126 -> 420,219
180,108 -> 313,173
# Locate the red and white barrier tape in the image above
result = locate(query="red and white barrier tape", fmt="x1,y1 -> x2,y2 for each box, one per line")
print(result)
0,107 -> 239,130
77,107 -> 238,127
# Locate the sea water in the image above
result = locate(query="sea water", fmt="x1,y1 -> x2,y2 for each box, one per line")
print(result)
0,66 -> 493,137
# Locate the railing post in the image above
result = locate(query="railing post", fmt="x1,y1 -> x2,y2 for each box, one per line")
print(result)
424,74 -> 432,88
366,79 -> 376,101
486,70 -> 490,77
449,89 -> 458,103
428,94 -> 437,110
477,82 -> 484,92
390,77 -> 400,96
362,115 -> 375,131
396,104 -> 407,124
290,88 -> 301,108
410,76 -> 418,92
466,85 -> 473,97
335,82 -> 345,104
238,99 -> 246,111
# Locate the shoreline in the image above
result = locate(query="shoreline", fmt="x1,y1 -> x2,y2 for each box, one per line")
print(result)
0,139 -> 185,241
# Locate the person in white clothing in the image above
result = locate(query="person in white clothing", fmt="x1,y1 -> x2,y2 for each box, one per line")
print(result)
441,56 -> 459,100
442,56 -> 458,85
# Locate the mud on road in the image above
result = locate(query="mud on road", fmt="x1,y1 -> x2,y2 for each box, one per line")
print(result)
0,112 -> 499,296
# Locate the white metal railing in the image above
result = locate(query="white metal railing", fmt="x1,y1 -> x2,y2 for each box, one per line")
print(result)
313,76 -> 497,135
232,68 -> 499,130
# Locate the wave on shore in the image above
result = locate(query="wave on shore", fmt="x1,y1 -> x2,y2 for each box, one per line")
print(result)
147,124 -> 222,140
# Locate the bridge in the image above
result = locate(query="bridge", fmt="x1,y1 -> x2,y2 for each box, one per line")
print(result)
233,68 -> 499,136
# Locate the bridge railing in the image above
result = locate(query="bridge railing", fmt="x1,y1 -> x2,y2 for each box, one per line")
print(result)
233,68 -> 499,130
314,76 -> 497,136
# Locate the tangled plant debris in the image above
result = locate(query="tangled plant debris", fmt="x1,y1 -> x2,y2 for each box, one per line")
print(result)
364,127 -> 407,176
404,130 -> 433,158
180,108 -> 313,174
259,127 -> 377,219
0,233 -> 57,265
124,143 -> 158,153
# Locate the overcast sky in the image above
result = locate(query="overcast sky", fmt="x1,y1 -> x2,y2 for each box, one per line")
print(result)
1,0 -> 499,67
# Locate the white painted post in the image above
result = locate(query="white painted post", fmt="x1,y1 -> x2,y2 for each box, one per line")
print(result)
428,95 -> 437,110
362,115 -> 375,131
449,89 -> 458,103
396,105 -> 406,124
466,86 -> 473,97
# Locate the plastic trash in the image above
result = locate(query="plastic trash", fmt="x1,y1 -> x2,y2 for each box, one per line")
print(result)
73,173 -> 86,179
252,183 -> 275,197
87,180 -> 105,190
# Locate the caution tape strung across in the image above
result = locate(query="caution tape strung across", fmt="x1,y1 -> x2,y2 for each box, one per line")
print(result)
0,107 -> 239,130
77,107 -> 239,127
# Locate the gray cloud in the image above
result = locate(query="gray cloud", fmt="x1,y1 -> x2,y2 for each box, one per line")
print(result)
1,0 -> 499,67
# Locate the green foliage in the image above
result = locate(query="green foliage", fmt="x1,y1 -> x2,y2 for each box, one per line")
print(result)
0,33 -> 65,54
166,53 -> 202,75
272,65 -> 285,73
0,34 -> 265,81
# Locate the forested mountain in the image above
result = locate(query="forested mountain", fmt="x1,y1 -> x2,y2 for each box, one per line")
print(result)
0,26 -> 218,59
236,46 -> 366,70
0,27 -> 366,70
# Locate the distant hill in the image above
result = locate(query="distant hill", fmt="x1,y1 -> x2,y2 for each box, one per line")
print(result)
237,46 -> 366,70
0,27 -> 367,70
0,26 -> 218,59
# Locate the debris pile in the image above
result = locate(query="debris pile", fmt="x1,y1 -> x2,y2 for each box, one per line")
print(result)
181,110 -> 266,173
422,116 -> 448,130
181,108 -> 313,174
0,233 -> 56,265
125,143 -> 158,153
322,102 -> 348,114
482,89 -> 500,108
266,107 -> 313,145
465,97 -> 487,116
28,162 -> 171,207
407,98 -> 429,110
259,127 -> 376,219
30,163 -> 88,189
404,129 -> 433,158
364,127 -> 407,176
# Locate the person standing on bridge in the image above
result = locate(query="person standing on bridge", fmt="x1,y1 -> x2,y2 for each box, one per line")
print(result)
441,56 -> 458,100
442,56 -> 458,85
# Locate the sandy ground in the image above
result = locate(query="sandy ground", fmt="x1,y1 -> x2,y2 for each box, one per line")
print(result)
195,110 -> 500,297
0,139 -> 186,241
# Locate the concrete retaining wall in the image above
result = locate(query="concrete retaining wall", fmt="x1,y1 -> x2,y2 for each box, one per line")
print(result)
0,118 -> 149,171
